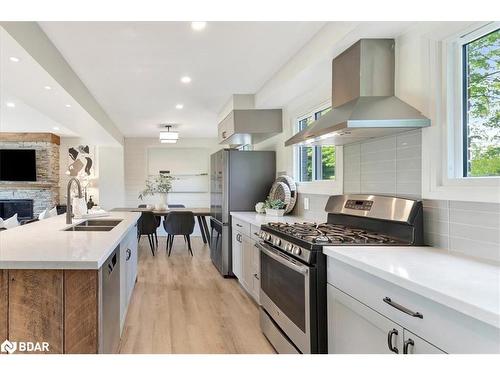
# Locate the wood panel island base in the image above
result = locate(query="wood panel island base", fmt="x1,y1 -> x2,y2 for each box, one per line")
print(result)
0,211 -> 141,354
0,269 -> 98,354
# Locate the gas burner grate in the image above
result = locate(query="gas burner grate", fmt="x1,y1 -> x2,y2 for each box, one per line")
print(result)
267,222 -> 402,245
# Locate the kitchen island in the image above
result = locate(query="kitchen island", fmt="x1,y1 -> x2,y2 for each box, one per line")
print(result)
0,211 -> 141,354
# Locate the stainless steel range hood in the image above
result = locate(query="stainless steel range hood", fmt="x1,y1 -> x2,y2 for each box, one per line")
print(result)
285,39 -> 430,147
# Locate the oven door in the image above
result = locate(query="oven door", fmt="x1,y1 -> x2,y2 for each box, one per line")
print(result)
258,241 -> 312,354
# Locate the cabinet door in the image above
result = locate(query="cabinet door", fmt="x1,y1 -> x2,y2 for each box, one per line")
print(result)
241,235 -> 255,294
403,330 -> 446,354
232,230 -> 242,279
218,111 -> 234,143
126,224 -> 139,303
251,240 -> 260,303
327,284 -> 403,354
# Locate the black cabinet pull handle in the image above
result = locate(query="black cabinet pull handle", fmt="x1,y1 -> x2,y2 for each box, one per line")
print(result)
383,297 -> 423,319
126,248 -> 132,261
387,329 -> 399,353
253,273 -> 259,280
236,223 -> 243,227
403,338 -> 414,354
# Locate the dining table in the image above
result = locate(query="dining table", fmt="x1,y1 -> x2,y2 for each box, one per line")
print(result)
111,207 -> 211,244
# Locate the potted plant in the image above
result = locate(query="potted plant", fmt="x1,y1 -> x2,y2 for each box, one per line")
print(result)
138,173 -> 175,210
264,198 -> 286,216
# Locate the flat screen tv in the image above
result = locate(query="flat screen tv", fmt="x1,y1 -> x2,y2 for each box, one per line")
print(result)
0,149 -> 37,181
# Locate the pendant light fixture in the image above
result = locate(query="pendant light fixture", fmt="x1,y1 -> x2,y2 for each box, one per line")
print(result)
159,125 -> 179,144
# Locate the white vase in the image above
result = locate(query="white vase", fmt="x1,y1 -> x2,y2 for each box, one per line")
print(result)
265,208 -> 285,217
155,193 -> 167,210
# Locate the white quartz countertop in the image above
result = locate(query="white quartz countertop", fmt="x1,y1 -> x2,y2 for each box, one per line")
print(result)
323,246 -> 500,328
0,211 -> 141,270
230,211 -> 326,227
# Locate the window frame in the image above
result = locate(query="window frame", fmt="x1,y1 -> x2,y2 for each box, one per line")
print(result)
295,104 -> 335,182
452,22 -> 500,179
421,21 -> 500,203
292,102 -> 343,195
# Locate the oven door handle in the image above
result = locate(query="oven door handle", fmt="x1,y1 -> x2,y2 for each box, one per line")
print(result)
259,242 -> 309,275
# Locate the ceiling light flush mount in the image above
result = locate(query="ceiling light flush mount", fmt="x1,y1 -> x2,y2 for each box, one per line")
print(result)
191,22 -> 207,31
159,125 -> 179,144
9,56 -> 20,63
65,104 -> 71,108
175,104 -> 184,110
180,76 -> 192,84
44,85 -> 52,90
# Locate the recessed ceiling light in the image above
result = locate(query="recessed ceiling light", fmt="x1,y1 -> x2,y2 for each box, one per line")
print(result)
175,104 -> 184,110
180,76 -> 192,84
191,22 -> 207,31
53,127 -> 60,131
6,102 -> 15,108
9,56 -> 20,63
65,104 -> 72,108
44,85 -> 52,90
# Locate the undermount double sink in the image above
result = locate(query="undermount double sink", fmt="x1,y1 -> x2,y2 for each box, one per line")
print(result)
64,219 -> 123,232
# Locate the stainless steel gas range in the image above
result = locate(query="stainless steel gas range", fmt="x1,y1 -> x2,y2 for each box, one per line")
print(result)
257,194 -> 424,354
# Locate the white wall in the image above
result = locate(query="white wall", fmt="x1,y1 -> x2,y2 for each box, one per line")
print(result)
59,137 -> 125,210
98,146 -> 125,210
124,137 -> 221,208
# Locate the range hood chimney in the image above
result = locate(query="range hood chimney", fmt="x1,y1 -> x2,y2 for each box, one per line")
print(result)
285,39 -> 430,147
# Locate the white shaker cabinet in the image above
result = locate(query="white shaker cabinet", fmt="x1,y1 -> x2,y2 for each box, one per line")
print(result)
402,330 -> 445,354
231,218 -> 261,304
120,222 -> 139,333
327,285 -> 403,354
232,229 -> 242,280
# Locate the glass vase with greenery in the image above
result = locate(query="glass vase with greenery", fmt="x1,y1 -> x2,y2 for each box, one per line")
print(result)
138,174 -> 176,208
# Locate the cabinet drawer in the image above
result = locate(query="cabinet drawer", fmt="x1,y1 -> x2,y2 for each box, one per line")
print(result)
231,217 -> 251,237
327,257 -> 500,353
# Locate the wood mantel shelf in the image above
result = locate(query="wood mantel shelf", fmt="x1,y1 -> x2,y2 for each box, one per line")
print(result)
0,132 -> 60,145
0,182 -> 59,189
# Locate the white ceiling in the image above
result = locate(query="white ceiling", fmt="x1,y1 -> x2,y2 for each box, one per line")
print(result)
0,27 -> 121,145
39,21 -> 326,138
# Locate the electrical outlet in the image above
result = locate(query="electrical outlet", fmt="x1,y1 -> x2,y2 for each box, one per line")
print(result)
304,197 -> 309,210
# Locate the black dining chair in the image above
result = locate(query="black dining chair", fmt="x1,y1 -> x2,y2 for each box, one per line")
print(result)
163,211 -> 195,256
138,204 -> 160,248
138,211 -> 158,256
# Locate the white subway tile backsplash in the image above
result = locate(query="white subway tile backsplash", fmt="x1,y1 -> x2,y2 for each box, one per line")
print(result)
360,136 -> 396,153
449,209 -> 500,229
396,145 -> 422,160
424,231 -> 449,250
360,149 -> 396,163
449,200 -> 500,213
449,237 -> 500,263
343,180 -> 361,194
342,131 -> 499,262
397,130 -> 421,147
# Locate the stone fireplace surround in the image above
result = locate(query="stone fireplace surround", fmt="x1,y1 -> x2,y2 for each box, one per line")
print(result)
0,133 -> 60,219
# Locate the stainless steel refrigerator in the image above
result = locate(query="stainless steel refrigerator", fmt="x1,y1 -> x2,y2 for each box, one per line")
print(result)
209,149 -> 276,276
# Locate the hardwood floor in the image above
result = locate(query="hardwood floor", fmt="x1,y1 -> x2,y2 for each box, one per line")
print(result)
119,236 -> 275,354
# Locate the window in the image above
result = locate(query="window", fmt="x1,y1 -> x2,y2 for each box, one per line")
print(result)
296,106 -> 336,182
462,27 -> 500,177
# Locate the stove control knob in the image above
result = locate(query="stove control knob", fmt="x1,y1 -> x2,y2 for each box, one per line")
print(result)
259,231 -> 266,239
273,238 -> 281,246
266,234 -> 272,241
285,243 -> 292,252
292,246 -> 302,256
